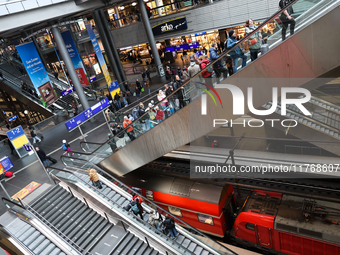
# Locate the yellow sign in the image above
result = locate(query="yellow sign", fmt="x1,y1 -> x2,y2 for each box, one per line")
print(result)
12,181 -> 41,201
101,64 -> 112,86
12,135 -> 29,149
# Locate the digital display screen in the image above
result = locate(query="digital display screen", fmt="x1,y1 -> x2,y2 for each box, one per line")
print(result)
166,47 -> 175,52
175,44 -> 189,51
189,42 -> 199,49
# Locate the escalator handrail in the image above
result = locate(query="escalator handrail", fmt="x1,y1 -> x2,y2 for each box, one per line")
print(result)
48,167 -> 198,255
18,197 -> 91,255
72,0 -> 302,158
60,156 -> 238,255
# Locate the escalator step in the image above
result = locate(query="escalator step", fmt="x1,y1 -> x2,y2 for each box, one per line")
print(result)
82,218 -> 109,250
45,195 -> 74,221
316,125 -> 321,130
194,246 -> 203,254
142,247 -> 154,255
102,188 -> 111,196
76,213 -> 101,247
112,232 -> 135,254
188,242 -> 198,252
150,249 -> 159,255
201,250 -> 209,255
61,204 -> 89,235
135,242 -> 149,255
181,238 -> 191,248
69,211 -> 97,241
51,200 -> 82,226
112,194 -> 121,202
18,226 -> 36,242
27,235 -> 45,250
117,197 -> 127,205
57,202 -> 86,230
33,239 -> 50,254
31,186 -> 63,211
72,211 -> 97,245
23,231 -> 41,246
40,243 -> 56,255
107,191 -> 117,199
176,235 -> 185,244
38,191 -> 70,217
11,221 -> 31,238
120,236 -> 140,254
330,131 -> 334,136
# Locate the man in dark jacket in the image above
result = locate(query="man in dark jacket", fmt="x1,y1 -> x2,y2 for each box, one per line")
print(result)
163,215 -> 178,239
173,75 -> 185,109
209,42 -> 228,79
279,0 -> 295,41
138,103 -> 150,132
226,30 -> 247,74
35,147 -> 49,167
30,128 -> 41,144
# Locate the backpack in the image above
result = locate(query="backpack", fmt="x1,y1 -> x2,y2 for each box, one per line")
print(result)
164,218 -> 174,228
62,144 -> 67,150
130,201 -> 139,213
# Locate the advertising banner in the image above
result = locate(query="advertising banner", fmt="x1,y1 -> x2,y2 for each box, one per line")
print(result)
16,42 -> 57,106
109,80 -> 120,99
86,24 -> 115,93
61,30 -> 89,87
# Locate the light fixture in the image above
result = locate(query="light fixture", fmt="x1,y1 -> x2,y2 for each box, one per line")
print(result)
24,110 -> 29,115
119,6 -> 125,10
131,2 -> 136,6
144,0 -> 148,2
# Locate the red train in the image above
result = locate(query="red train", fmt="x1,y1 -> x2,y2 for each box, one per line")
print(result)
117,170 -> 340,254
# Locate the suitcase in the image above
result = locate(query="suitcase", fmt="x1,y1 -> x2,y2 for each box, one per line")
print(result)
4,171 -> 13,177
46,156 -> 57,164
261,44 -> 269,55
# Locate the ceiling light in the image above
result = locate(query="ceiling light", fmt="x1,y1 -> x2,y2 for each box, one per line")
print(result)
131,2 -> 137,6
119,6 -> 125,10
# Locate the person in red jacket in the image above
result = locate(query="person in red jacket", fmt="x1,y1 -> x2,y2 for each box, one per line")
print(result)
155,106 -> 164,123
199,55 -> 213,87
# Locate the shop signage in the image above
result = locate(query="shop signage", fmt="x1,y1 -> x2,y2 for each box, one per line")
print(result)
16,42 -> 57,107
89,75 -> 96,83
152,17 -> 187,36
109,80 -> 120,99
65,98 -> 110,131
195,32 -> 206,36
0,157 -> 13,172
166,42 -> 199,52
61,30 -> 89,87
86,24 -> 119,97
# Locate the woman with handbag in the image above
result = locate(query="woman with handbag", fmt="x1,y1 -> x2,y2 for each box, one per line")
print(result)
245,19 -> 262,62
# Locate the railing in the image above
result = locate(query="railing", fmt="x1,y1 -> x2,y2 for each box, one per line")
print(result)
62,0 -> 323,162
48,168 -> 199,255
59,157 -> 237,254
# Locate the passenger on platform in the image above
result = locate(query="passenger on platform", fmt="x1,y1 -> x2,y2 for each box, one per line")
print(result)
209,42 -> 228,79
145,79 -> 150,96
62,140 -> 73,156
123,116 -> 135,141
71,100 -> 78,115
124,81 -> 130,92
89,168 -> 103,189
182,68 -> 190,80
30,128 -> 41,144
114,93 -> 121,109
279,0 -> 295,41
146,68 -> 151,82
138,103 -> 150,132
136,79 -> 141,90
21,80 -> 28,92
35,147 -> 49,167
124,198 -> 144,220
187,55 -> 201,78
245,19 -> 262,61
155,106 -> 164,123
226,30 -> 248,74
173,75 -> 185,109
163,215 -> 178,239
142,69 -> 146,81
148,210 -> 163,231
135,86 -> 141,101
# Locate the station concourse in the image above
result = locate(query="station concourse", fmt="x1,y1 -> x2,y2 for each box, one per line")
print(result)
0,0 -> 339,254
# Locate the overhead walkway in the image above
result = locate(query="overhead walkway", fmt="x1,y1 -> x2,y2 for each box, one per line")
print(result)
53,157 -> 236,255
63,0 -> 340,176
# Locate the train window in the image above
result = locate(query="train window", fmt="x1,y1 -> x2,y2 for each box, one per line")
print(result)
146,190 -> 153,200
132,187 -> 142,193
168,206 -> 182,217
197,214 -> 214,225
246,223 -> 255,231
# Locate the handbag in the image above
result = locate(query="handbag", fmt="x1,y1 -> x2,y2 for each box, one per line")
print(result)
141,88 -> 144,93
249,37 -> 258,45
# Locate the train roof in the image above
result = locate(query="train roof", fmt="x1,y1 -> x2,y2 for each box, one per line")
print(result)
121,170 -> 230,204
275,195 -> 340,246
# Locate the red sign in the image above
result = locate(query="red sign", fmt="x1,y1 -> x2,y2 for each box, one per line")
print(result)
75,68 -> 89,87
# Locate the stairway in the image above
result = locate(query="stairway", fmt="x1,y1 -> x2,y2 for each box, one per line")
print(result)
27,184 -> 162,255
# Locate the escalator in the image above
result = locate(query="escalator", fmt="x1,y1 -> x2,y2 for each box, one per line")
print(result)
260,93 -> 340,156
53,157 -> 236,255
64,0 -> 340,176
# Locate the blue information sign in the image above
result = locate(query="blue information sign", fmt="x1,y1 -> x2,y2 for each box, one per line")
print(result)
8,116 -> 17,122
65,98 -> 110,131
166,46 -> 175,52
189,42 -> 199,49
194,32 -> 206,36
175,44 -> 189,51
0,157 -> 13,171
6,126 -> 25,140
61,87 -> 74,97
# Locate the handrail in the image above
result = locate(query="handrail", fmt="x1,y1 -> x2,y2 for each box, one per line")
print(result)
48,168 -> 196,255
64,0 -> 301,159
19,197 -> 91,255
60,156 -> 238,255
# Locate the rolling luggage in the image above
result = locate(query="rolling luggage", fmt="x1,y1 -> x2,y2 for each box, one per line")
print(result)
46,156 -> 57,164
261,44 -> 269,55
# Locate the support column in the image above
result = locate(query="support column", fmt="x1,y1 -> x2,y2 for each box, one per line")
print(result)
154,0 -> 162,17
99,9 -> 127,83
92,10 -> 124,88
138,0 -> 165,78
51,26 -> 90,111
114,6 -> 123,27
